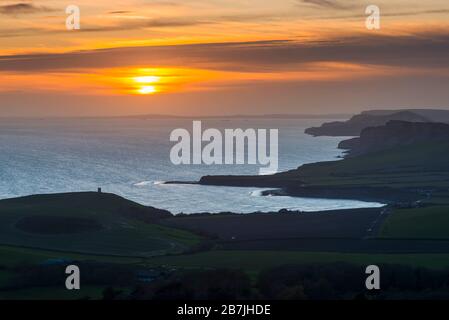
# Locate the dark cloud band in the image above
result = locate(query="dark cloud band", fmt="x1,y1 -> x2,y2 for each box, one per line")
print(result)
0,33 -> 448,73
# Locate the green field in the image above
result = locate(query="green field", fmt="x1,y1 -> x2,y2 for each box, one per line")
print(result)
0,193 -> 201,257
0,244 -> 143,297
143,250 -> 449,272
0,194 -> 256,300
278,142 -> 449,189
0,270 -> 13,288
0,286 -> 107,300
3,244 -> 449,299
3,244 -> 449,274
0,245 -> 142,268
381,206 -> 449,239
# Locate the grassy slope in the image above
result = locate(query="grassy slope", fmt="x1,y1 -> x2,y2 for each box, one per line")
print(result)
201,142 -> 449,192
0,192 -> 200,257
381,206 -> 449,239
296,142 -> 449,187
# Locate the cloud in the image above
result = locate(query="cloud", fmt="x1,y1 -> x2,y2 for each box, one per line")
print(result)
312,8 -> 449,21
0,11 -> 282,37
108,10 -> 133,15
298,0 -> 349,10
0,16 -> 213,37
0,3 -> 54,15
78,17 -> 213,33
0,33 -> 448,73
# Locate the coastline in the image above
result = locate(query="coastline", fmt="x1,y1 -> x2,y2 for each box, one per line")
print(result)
163,177 -> 421,207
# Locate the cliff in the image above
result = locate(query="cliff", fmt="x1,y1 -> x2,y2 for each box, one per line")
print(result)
305,110 -> 433,137
338,120 -> 449,157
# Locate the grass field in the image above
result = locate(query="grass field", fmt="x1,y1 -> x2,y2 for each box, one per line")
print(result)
289,142 -> 449,192
0,245 -> 143,268
0,270 -> 13,288
206,142 -> 449,190
0,244 -> 143,297
300,142 -> 449,180
143,250 -> 449,272
3,245 -> 449,275
0,286 -> 107,300
380,206 -> 449,239
0,193 -> 201,257
3,245 -> 449,299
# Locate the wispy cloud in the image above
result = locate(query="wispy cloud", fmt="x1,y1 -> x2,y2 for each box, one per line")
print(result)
107,10 -> 133,15
0,3 -> 55,15
298,0 -> 349,10
0,11 -> 285,37
312,8 -> 449,21
80,18 -> 213,33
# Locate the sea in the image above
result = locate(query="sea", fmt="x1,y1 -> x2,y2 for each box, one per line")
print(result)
0,117 -> 383,214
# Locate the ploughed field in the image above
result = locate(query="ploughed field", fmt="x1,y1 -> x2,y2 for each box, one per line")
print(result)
162,208 -> 380,240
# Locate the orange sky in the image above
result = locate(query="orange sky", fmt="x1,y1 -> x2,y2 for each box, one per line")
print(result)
0,0 -> 449,116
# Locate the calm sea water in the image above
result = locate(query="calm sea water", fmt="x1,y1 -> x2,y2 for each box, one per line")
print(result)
0,117 -> 383,213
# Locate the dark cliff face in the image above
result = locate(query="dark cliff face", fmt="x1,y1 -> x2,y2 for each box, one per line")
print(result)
338,120 -> 449,157
304,110 -> 431,137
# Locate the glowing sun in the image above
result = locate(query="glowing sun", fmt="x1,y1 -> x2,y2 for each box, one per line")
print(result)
138,85 -> 157,94
133,75 -> 160,95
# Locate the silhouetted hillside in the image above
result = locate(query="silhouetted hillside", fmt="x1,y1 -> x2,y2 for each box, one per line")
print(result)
338,121 -> 449,157
304,110 -> 440,136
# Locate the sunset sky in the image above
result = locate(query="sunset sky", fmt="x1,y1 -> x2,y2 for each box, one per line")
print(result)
0,0 -> 449,116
